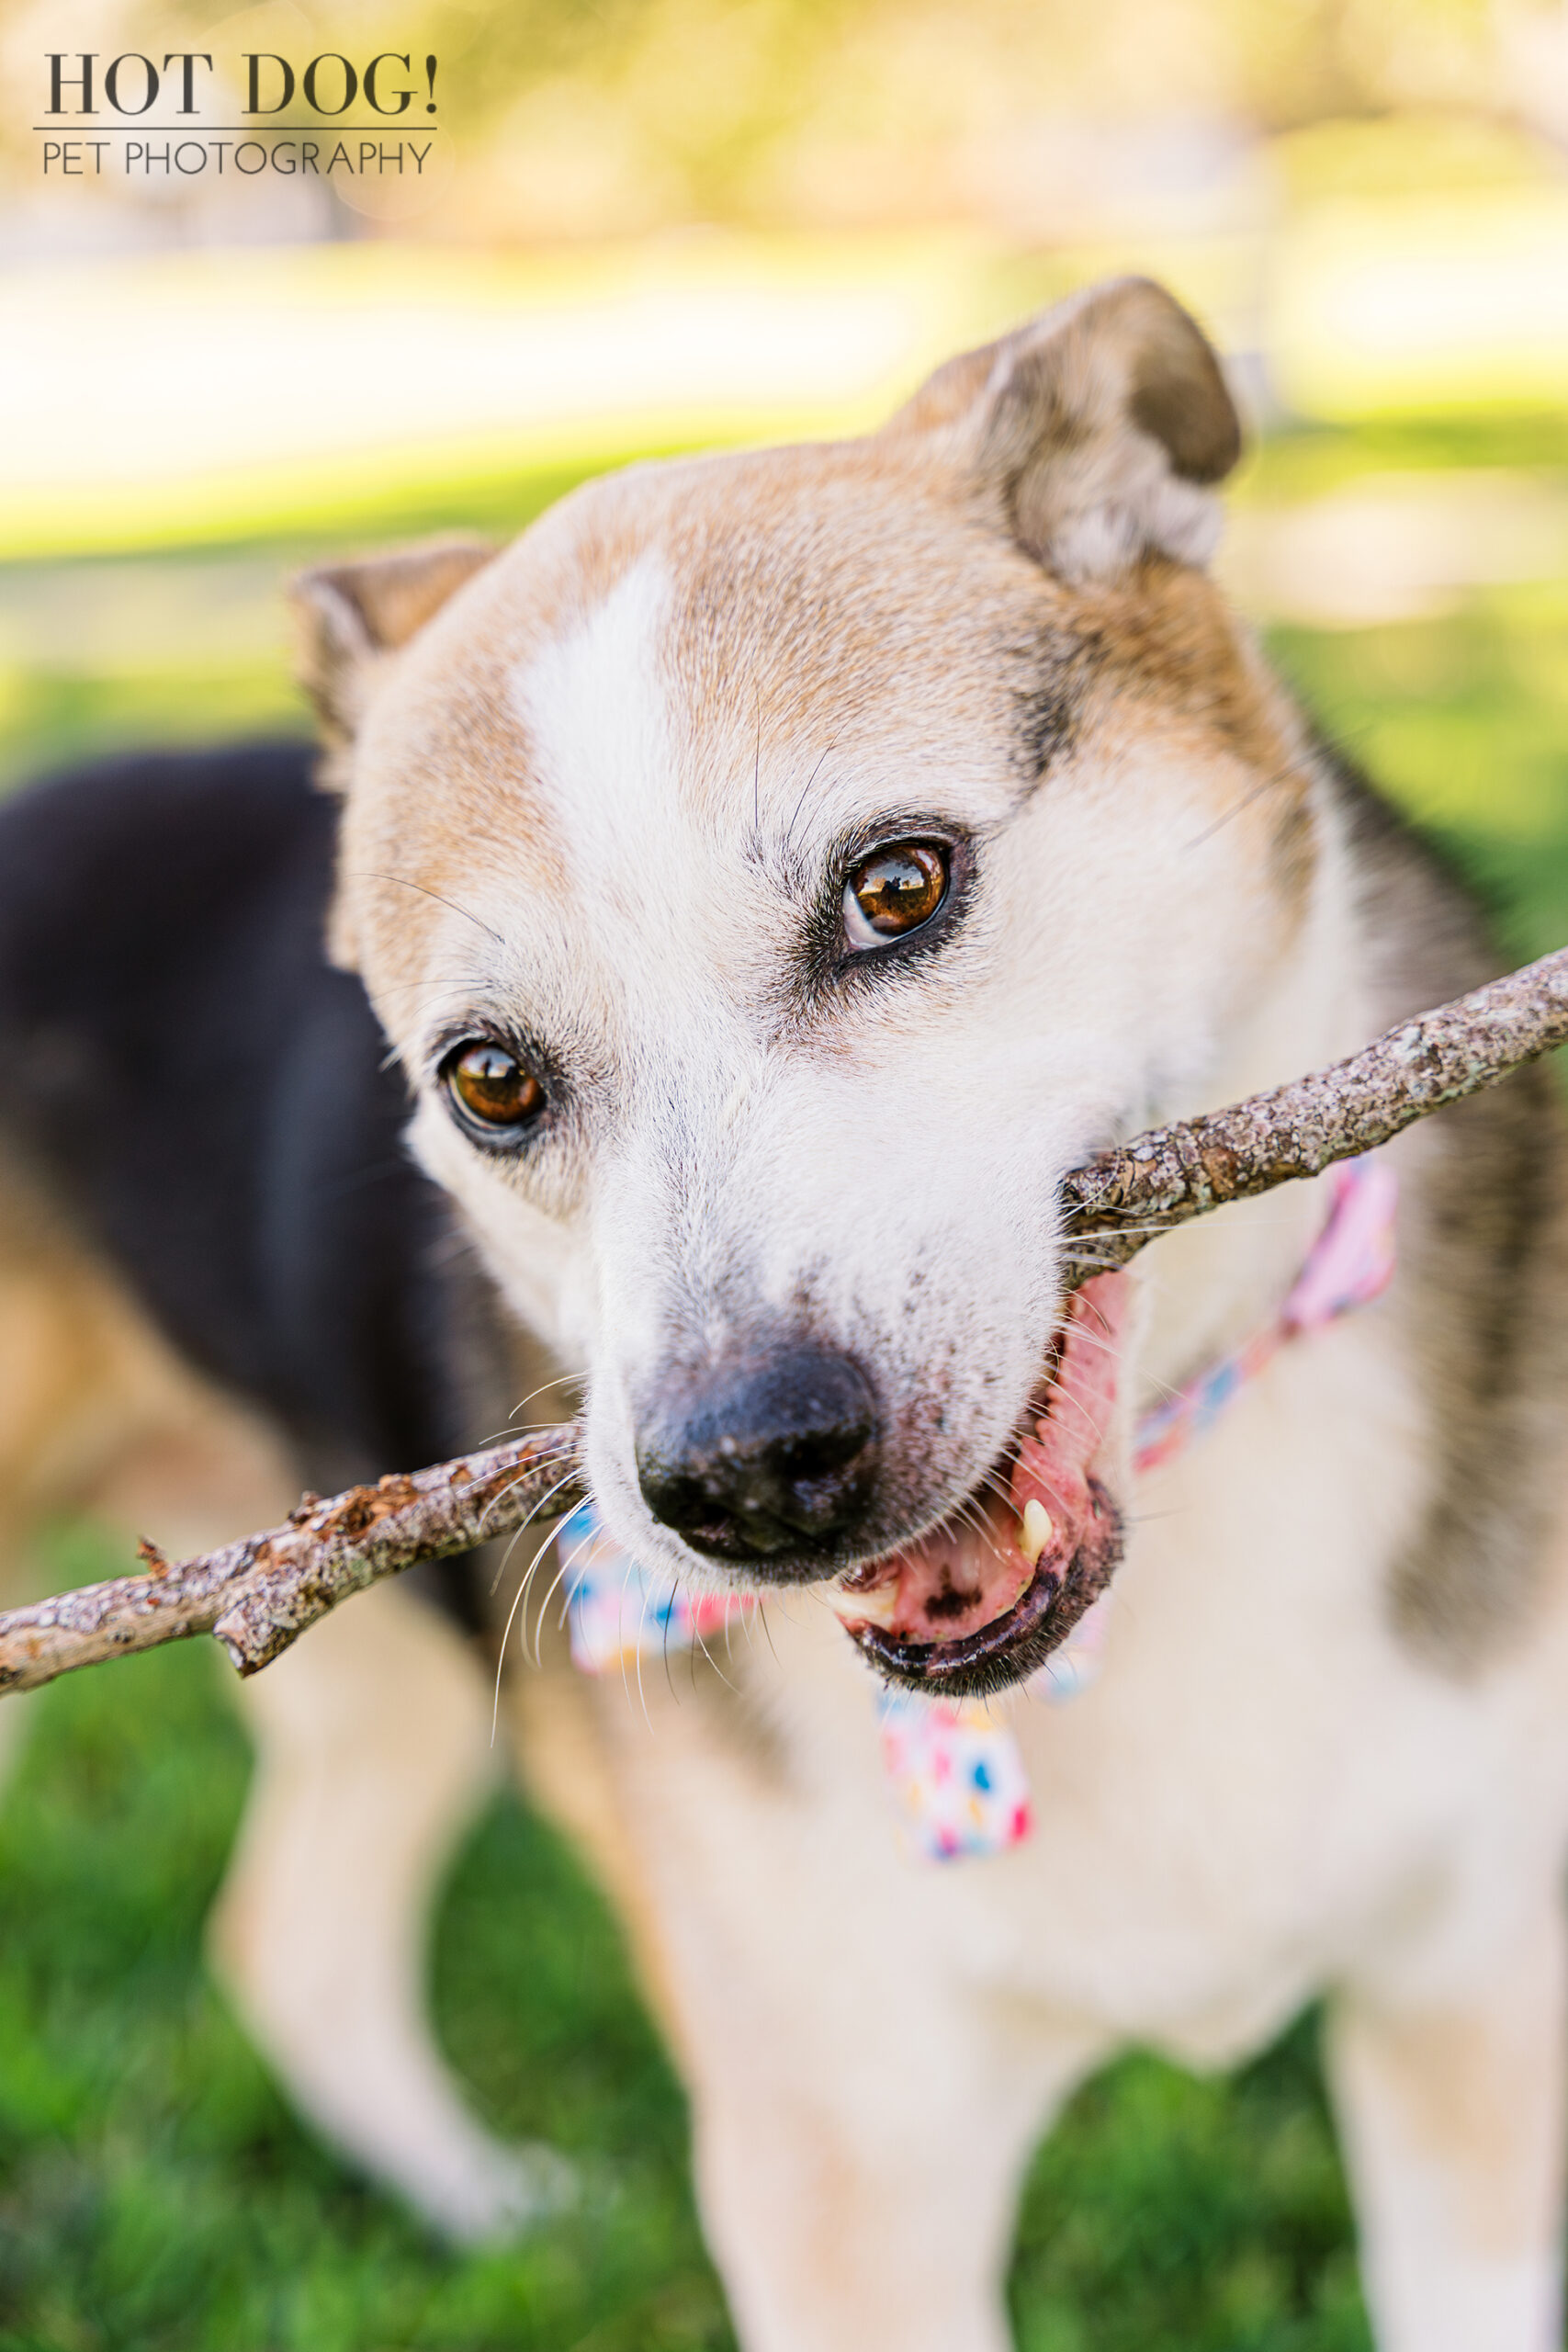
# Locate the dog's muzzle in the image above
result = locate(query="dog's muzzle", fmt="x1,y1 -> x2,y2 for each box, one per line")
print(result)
635,1345 -> 878,1567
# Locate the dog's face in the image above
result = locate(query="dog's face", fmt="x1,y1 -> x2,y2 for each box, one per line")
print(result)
299,278 -> 1314,1695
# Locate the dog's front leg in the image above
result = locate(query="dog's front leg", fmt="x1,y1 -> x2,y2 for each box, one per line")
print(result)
674,1961 -> 1100,2352
209,1577 -> 572,2244
1325,1900 -> 1567,2352
568,1643 -> 1107,2352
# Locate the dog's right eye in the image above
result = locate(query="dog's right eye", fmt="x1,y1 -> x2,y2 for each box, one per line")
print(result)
442,1041 -> 545,1143
842,842 -> 951,948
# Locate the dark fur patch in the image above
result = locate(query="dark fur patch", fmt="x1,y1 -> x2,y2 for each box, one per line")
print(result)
1008,627 -> 1102,785
0,741 -> 525,1634
1128,333 -> 1242,485
1325,754 -> 1568,1668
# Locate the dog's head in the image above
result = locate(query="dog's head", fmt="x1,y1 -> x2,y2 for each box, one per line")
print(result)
296,277 -> 1317,1696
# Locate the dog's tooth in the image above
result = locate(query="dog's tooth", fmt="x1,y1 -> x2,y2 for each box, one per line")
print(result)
826,1578 -> 900,1627
1020,1498 -> 1054,1566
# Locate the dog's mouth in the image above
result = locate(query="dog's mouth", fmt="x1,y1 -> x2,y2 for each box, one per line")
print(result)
824,1272 -> 1130,1698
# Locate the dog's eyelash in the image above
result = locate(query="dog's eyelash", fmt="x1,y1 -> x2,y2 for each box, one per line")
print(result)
423,1018 -> 567,1139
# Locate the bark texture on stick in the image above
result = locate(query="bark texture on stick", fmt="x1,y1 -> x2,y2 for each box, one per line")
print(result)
0,1430 -> 586,1698
3,942 -> 1566,1702
1060,944 -> 1568,1277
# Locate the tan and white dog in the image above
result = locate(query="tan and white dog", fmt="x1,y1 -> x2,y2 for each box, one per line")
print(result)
6,277 -> 1568,2350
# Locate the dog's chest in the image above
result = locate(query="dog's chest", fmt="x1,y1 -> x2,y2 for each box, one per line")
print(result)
677,1320 -> 1568,2066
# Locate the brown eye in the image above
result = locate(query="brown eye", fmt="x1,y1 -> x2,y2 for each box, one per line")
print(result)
843,842 -> 950,947
445,1041 -> 545,1138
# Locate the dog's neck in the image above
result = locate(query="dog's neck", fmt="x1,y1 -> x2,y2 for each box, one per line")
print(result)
1134,775 -> 1373,1403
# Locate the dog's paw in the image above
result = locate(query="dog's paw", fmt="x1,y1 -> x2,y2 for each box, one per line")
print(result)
419,2136 -> 580,2246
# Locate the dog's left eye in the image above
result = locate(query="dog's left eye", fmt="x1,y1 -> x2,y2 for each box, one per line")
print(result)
442,1040 -> 546,1143
842,842 -> 950,949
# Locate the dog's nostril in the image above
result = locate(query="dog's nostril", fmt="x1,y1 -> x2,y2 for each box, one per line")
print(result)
636,1347 -> 878,1567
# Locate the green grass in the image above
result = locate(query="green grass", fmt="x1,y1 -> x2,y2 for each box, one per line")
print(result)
1271,581 -> 1568,962
2,415 -> 1565,2348
0,1585 -> 1365,2352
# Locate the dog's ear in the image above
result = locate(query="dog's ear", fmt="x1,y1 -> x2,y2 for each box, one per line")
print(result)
888,277 -> 1242,583
290,537 -> 495,755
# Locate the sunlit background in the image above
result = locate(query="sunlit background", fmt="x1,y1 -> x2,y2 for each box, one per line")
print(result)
2,2 -> 1567,2346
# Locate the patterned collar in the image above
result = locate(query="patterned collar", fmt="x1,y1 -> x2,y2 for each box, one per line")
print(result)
1132,1152 -> 1398,1476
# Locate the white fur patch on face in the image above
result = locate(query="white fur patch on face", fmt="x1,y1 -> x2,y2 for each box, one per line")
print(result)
506,551 -> 677,886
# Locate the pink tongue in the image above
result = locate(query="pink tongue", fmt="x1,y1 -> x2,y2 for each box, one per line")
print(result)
863,1272 -> 1132,1645
1009,1270 -> 1130,1536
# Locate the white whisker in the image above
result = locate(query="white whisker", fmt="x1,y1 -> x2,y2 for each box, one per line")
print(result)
479,1455 -> 582,1542
490,1516 -> 571,1742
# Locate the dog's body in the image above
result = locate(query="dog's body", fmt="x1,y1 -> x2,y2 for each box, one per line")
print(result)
6,279 -> 1568,2348
0,741 -> 572,2237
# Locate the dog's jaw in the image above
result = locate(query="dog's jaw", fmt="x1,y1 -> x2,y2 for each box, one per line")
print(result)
820,1272 -> 1133,1695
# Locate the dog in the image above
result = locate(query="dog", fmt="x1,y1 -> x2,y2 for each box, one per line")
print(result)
5,275 -> 1568,2350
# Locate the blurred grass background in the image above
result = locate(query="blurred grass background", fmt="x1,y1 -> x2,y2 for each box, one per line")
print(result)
2,0 -> 1568,2343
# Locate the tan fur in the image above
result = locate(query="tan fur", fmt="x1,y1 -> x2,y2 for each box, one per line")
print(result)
295,537 -> 496,755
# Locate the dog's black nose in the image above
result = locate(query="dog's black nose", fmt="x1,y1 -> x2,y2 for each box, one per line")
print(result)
636,1348 -> 878,1565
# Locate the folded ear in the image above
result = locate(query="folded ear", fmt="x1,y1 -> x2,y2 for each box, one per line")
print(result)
888,277 -> 1242,583
290,536 -> 495,755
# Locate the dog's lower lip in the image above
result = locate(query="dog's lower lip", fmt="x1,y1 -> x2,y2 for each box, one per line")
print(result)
845,1477 -> 1123,1699
850,1559 -> 1063,1679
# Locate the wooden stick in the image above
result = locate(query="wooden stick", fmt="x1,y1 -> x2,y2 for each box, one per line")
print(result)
0,1430 -> 586,1698
3,942 -> 1566,1702
1059,942 -> 1568,1272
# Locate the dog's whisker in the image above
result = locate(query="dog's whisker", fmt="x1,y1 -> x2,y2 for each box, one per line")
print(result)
952,1502 -> 1009,1566
1032,1374 -> 1102,1448
536,1522 -> 597,1655
632,1566 -> 654,1735
478,1457 -> 583,1542
485,1477 -> 578,1603
527,1551 -> 578,1668
360,965 -> 485,999
664,1588 -> 683,1702
1005,1461 -> 1074,1519
489,1516 -> 570,1742
974,1468 -> 1020,1510
1179,758 -> 1298,857
489,1621 -> 523,1746
1050,1314 -> 1130,1364
478,1449 -> 583,1526
484,1467 -> 584,1592
784,746 -> 832,855
1064,1194 -> 1312,1254
352,868 -> 505,948
508,1503 -> 582,1634
692,1619 -> 741,1695
510,1516 -> 572,1656
508,1371 -> 587,1419
1059,1308 -> 1122,1351
948,1490 -> 1000,1542
751,692 -> 762,838
470,1415 -> 578,1454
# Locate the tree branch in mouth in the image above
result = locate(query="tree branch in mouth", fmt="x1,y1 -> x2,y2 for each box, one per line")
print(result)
4,943 -> 1566,1699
